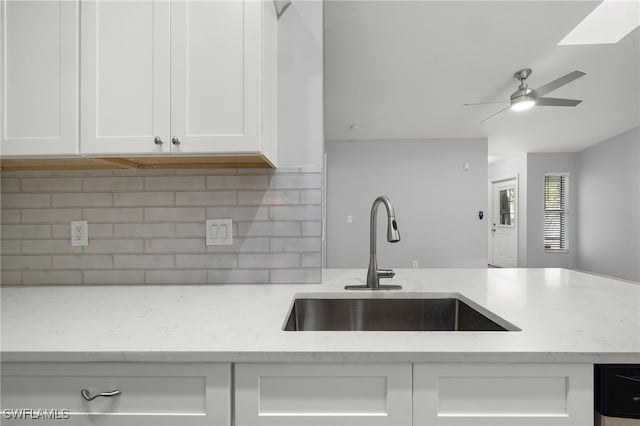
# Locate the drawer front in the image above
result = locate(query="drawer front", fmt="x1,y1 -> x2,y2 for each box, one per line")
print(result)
235,363 -> 412,426
414,363 -> 593,426
1,363 -> 230,426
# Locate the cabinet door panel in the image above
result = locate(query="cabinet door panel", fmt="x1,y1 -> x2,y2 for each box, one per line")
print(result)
413,363 -> 593,426
1,362 -> 231,426
1,0 -> 78,156
235,363 -> 412,426
81,0 -> 170,155
170,0 -> 261,154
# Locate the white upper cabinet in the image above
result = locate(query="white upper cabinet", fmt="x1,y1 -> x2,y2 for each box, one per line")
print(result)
1,0 -> 79,157
81,0 -> 277,162
80,0 -> 171,155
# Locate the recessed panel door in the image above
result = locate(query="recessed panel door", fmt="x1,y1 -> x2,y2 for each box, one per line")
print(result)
1,0 -> 79,156
170,0 -> 261,154
81,0 -> 170,155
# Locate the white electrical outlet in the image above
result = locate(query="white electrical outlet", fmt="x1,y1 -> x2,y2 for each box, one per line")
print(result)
70,221 -> 88,246
206,219 -> 233,246
412,260 -> 419,268
347,215 -> 353,224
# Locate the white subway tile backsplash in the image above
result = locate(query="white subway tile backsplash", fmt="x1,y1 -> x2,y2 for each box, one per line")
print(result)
52,255 -> 113,270
52,193 -> 112,207
144,238 -> 205,253
270,237 -> 321,252
175,191 -> 237,206
269,174 -> 321,189
145,207 -> 205,222
1,271 -> 22,285
114,192 -> 174,207
22,270 -> 82,285
207,269 -> 269,284
206,175 -> 269,190
271,268 -> 322,284
82,239 -> 144,254
238,190 -> 300,206
22,208 -> 82,223
1,178 -> 20,193
22,177 -> 82,192
237,221 -> 301,237
1,209 -> 21,224
83,208 -> 143,223
83,177 -> 143,192
238,253 -> 299,268
84,270 -> 145,284
114,223 -> 175,238
1,224 -> 51,239
269,206 -> 321,221
2,193 -> 51,208
1,169 -> 321,285
2,255 -> 52,270
175,254 -> 238,269
145,176 -> 205,191
146,270 -> 207,284
114,254 -> 174,269
22,240 -> 82,254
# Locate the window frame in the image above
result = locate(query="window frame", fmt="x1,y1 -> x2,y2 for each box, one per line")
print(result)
544,173 -> 570,253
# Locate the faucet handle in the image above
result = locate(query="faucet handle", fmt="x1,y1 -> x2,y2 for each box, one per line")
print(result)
377,268 -> 395,279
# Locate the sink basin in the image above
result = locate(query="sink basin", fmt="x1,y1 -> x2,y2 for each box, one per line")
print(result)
283,293 -> 519,331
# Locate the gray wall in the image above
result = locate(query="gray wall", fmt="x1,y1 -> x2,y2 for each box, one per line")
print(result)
278,0 -> 324,168
577,127 -> 640,282
526,153 -> 578,269
488,154 -> 527,267
326,139 -> 488,268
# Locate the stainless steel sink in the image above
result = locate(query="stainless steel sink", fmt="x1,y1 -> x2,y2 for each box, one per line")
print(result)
283,293 -> 519,331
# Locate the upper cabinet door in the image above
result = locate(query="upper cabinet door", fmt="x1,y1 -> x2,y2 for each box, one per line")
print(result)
1,0 -> 79,157
169,0 -> 263,155
81,0 -> 171,155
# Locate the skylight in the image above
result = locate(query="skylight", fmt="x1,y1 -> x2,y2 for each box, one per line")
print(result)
559,0 -> 640,45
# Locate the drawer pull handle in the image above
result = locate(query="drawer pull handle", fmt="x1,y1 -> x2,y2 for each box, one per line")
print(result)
616,374 -> 640,383
81,389 -> 121,401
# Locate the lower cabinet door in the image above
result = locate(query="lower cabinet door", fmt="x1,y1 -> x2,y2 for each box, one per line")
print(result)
1,362 -> 231,425
235,363 -> 412,426
413,363 -> 593,426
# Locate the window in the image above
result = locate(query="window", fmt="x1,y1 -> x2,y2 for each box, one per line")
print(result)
544,174 -> 569,252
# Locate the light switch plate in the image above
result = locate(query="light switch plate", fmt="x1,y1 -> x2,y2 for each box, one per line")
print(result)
70,221 -> 88,246
206,219 -> 233,246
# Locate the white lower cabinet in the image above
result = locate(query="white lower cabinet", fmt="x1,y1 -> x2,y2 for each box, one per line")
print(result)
234,363 -> 413,426
1,363 -> 231,425
413,363 -> 593,426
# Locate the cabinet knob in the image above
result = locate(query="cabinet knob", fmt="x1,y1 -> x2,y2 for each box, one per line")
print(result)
154,136 -> 164,145
172,137 -> 181,146
81,389 -> 121,401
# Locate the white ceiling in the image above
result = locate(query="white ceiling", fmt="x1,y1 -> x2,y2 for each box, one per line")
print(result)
324,1 -> 640,159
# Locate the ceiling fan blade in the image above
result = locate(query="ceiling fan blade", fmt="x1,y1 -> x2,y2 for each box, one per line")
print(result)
535,70 -> 586,96
464,101 -> 509,106
480,106 -> 510,124
536,97 -> 582,107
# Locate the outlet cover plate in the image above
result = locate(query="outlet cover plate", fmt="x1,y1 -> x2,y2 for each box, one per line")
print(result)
71,221 -> 88,246
206,219 -> 233,246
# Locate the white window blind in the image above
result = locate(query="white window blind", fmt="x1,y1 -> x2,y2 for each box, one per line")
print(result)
544,174 -> 568,251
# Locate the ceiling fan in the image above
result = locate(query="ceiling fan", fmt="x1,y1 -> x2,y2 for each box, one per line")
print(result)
465,68 -> 586,124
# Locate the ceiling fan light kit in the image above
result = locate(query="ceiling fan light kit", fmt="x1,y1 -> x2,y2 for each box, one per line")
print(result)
467,68 -> 586,123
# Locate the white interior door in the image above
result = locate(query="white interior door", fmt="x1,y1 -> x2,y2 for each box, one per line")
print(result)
491,179 -> 518,267
80,0 -> 170,155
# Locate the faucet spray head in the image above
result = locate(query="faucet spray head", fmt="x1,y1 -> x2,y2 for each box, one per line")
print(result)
387,217 -> 400,242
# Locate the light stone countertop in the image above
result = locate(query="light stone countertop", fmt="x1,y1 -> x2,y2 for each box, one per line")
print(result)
1,268 -> 639,363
